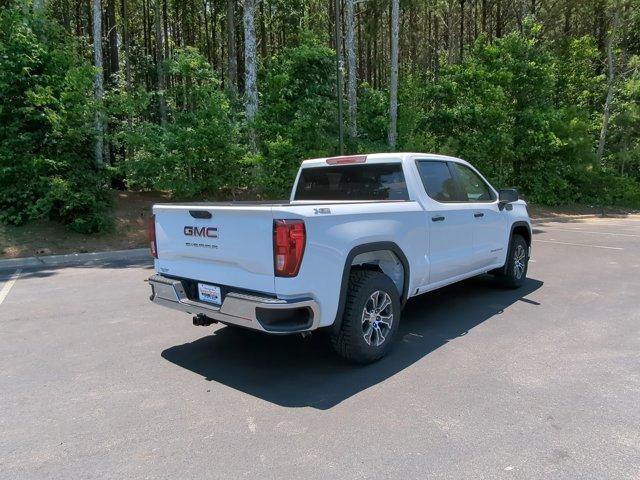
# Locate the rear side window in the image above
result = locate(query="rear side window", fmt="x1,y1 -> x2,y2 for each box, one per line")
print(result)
416,161 -> 463,202
294,163 -> 409,201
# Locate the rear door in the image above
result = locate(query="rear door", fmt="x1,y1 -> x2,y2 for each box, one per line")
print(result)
415,160 -> 475,285
449,162 -> 508,270
153,205 -> 276,293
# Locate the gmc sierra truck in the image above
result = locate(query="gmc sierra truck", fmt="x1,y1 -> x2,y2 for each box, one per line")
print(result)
147,153 -> 531,363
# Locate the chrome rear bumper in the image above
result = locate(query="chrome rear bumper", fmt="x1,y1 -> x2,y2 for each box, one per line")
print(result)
148,274 -> 319,333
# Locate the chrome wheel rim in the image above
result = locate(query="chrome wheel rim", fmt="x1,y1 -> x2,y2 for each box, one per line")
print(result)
361,290 -> 393,347
514,244 -> 526,279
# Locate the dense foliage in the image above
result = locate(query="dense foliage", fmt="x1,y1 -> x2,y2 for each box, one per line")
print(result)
114,47 -> 245,198
0,0 -> 639,232
0,7 -> 111,232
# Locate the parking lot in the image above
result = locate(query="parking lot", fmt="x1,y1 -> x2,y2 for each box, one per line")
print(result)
1,215 -> 639,479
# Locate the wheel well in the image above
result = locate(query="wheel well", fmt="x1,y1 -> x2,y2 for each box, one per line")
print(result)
513,224 -> 531,247
350,249 -> 405,298
331,242 -> 410,334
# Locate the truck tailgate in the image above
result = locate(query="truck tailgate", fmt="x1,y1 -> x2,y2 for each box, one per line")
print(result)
153,205 -> 276,293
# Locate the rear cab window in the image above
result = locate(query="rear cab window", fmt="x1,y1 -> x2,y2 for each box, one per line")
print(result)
294,163 -> 409,201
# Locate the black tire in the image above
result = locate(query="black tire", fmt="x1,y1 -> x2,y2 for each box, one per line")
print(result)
331,270 -> 401,364
501,234 -> 529,289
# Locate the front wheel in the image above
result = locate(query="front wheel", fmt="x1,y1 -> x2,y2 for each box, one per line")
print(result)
501,234 -> 529,288
331,270 -> 401,364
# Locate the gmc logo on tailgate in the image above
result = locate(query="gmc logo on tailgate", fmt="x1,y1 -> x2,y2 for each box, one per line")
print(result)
184,226 -> 218,238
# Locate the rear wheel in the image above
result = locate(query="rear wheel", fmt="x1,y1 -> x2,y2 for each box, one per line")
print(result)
331,270 -> 400,364
501,234 -> 529,288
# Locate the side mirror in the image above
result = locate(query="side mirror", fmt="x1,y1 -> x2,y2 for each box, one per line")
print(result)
499,188 -> 519,204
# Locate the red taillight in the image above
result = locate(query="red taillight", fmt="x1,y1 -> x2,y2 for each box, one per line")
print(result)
273,219 -> 306,277
147,214 -> 158,258
326,155 -> 367,165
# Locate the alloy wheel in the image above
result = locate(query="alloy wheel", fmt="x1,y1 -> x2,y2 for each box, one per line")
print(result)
514,244 -> 526,279
361,290 -> 393,347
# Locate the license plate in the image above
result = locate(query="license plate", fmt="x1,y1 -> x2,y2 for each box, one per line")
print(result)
197,282 -> 222,305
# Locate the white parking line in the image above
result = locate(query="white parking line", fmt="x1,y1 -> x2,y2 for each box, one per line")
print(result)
539,227 -> 640,238
535,239 -> 623,250
0,269 -> 21,306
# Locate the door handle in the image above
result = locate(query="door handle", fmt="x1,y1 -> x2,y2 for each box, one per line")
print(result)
474,212 -> 484,218
431,215 -> 445,222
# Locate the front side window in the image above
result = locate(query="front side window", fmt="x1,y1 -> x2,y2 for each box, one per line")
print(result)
450,163 -> 496,202
415,161 -> 463,202
294,163 -> 409,201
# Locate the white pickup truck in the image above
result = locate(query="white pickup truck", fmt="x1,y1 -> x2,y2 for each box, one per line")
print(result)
147,153 -> 531,363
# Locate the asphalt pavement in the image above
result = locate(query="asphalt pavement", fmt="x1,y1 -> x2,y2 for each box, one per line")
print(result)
1,216 -> 639,479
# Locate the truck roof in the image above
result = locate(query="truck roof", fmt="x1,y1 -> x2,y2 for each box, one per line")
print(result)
300,152 -> 468,168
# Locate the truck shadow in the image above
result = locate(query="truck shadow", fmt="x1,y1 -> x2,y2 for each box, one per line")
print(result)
161,275 -> 543,410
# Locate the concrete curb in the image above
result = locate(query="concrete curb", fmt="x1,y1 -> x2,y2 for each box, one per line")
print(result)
531,213 -> 637,222
530,214 -> 602,223
0,248 -> 151,271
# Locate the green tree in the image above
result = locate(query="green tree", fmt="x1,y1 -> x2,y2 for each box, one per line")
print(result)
0,4 -> 111,233
118,48 -> 245,198
255,38 -> 339,196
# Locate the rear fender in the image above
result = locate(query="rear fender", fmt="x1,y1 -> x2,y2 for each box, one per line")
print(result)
330,242 -> 410,335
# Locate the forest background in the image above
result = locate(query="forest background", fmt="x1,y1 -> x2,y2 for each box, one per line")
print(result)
1,0 -> 639,233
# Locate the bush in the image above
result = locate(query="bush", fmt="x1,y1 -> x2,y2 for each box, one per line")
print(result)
118,48 -> 247,198
568,169 -> 640,208
0,5 -> 111,233
385,26 -> 640,207
256,38 -> 339,192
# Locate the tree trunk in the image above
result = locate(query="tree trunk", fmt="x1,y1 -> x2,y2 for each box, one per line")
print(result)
328,0 -> 334,49
122,0 -> 131,91
106,0 -> 119,81
334,0 -> 344,154
372,12 -> 378,88
445,0 -> 453,63
203,0 -> 212,63
92,0 -> 105,167
121,0 -> 133,160
434,12 -> 440,75
243,0 -> 258,151
459,0 -> 465,62
345,0 -> 357,141
75,0 -> 82,36
142,0 -> 149,87
481,0 -> 486,33
62,0 -> 71,31
211,2 -> 219,72
259,0 -> 267,57
472,0 -> 477,40
595,0 -> 606,51
426,7 -> 432,69
236,15 -> 244,90
226,0 -> 238,98
408,5 -> 417,70
155,0 -> 168,126
366,12 -> 372,85
163,0 -> 169,59
357,2 -> 364,81
388,0 -> 399,150
87,0 -> 93,42
564,0 -> 573,35
597,8 -> 619,163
